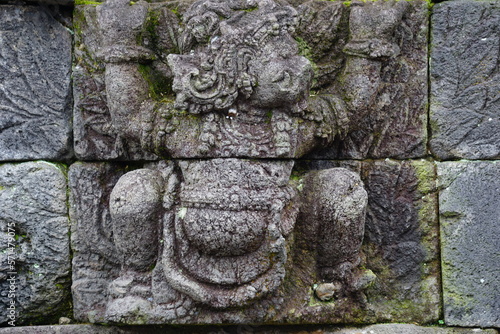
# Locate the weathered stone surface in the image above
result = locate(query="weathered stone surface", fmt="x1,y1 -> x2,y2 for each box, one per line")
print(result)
438,161 -> 500,327
69,160 -> 367,323
361,159 -> 440,322
0,162 -> 71,325
0,324 -> 496,334
70,158 -> 439,325
430,1 -> 500,160
71,0 -> 434,326
74,0 -> 428,160
320,325 -> 498,334
73,4 -> 158,161
296,159 -> 440,323
69,162 -> 125,323
0,6 -> 72,161
304,0 -> 428,159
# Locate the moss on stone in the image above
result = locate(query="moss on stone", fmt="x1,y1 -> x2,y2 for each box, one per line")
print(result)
296,37 -> 313,61
412,160 -> 436,195
72,7 -> 85,36
75,0 -> 101,6
429,117 -> 439,139
295,37 -> 319,89
138,9 -> 160,49
73,7 -> 103,74
137,64 -> 173,101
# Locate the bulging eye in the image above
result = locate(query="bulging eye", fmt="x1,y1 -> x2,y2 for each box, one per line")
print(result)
272,70 -> 291,83
272,70 -> 292,89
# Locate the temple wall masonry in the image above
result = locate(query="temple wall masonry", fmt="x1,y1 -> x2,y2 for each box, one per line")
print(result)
0,0 -> 498,332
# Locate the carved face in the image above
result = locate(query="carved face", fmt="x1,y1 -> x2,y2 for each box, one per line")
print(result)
248,41 -> 313,109
168,0 -> 313,115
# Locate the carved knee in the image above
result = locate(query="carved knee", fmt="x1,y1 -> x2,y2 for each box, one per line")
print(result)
302,168 -> 368,281
110,168 -> 164,271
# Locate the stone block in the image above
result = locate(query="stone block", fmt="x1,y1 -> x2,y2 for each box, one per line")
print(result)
0,6 -> 72,161
322,324 -> 498,334
73,0 -> 428,160
0,162 -> 71,325
69,159 -> 439,325
70,0 -> 436,325
72,5 -> 158,161
438,161 -> 500,327
297,159 -> 441,323
430,1 -> 500,160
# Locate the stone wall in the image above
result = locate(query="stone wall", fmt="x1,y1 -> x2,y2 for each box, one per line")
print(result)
0,0 -> 498,332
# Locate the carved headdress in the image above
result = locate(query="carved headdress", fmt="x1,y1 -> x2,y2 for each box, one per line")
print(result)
167,0 -> 301,114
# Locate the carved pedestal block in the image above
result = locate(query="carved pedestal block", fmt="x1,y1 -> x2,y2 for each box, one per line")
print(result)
70,159 -> 370,323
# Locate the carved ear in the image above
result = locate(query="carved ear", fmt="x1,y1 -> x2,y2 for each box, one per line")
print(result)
168,53 -> 230,113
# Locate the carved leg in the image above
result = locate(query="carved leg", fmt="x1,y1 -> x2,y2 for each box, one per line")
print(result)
109,168 -> 164,272
301,168 -> 368,296
106,166 -> 181,321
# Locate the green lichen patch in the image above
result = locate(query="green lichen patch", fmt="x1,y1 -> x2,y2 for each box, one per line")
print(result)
138,9 -> 160,52
412,159 -> 437,195
138,64 -> 174,101
296,37 -> 314,62
73,6 -> 104,74
75,0 -> 101,6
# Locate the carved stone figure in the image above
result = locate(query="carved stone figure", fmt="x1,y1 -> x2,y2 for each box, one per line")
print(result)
71,0 -> 431,324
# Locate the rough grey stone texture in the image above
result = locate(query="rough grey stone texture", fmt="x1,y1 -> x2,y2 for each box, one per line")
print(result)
70,159 -> 439,325
430,1 -> 500,160
304,0 -> 428,159
73,4 -> 158,161
1,324 -> 496,334
324,325 -> 498,334
70,0 -> 380,323
0,162 -> 71,325
296,159 -> 441,324
74,0 -> 428,160
69,162 -> 124,323
438,161 -> 500,327
69,160 -> 368,324
0,6 -> 72,161
70,0 -> 434,326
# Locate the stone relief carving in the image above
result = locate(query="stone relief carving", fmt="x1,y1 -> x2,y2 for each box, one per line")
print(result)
70,0 -> 432,324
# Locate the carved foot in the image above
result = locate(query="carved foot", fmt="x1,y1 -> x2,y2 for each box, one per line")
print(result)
105,296 -> 153,323
108,271 -> 152,300
314,268 -> 376,302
